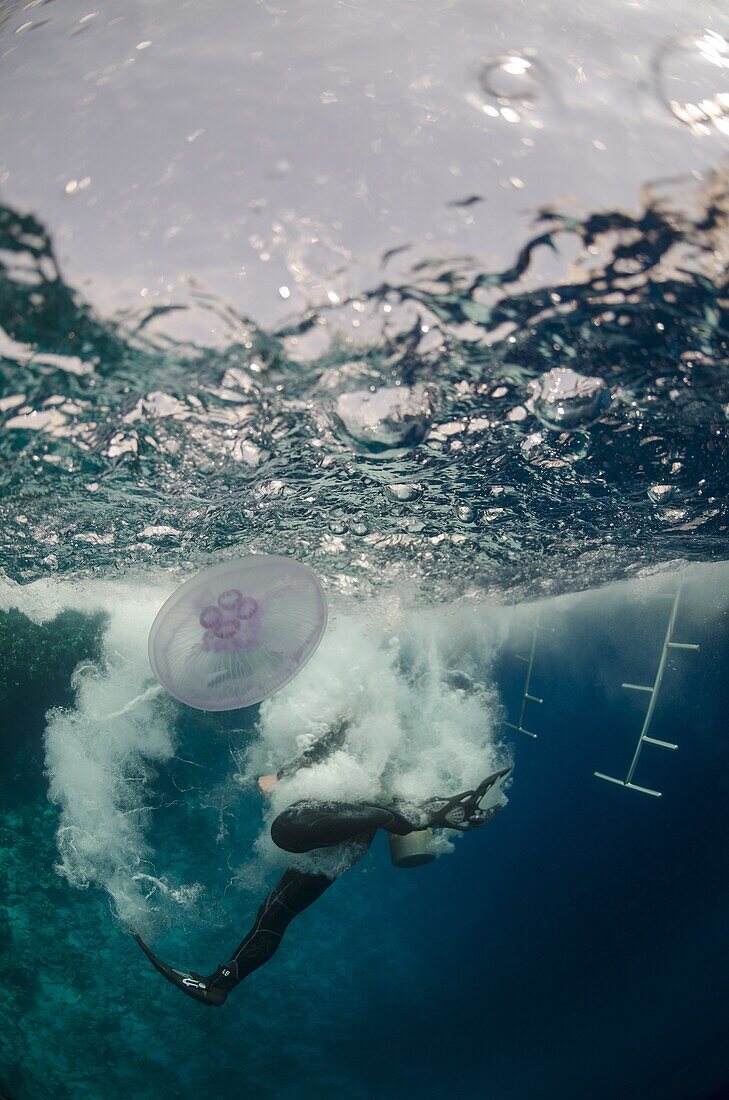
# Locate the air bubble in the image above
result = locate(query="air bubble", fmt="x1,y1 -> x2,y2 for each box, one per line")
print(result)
388,483 -> 422,502
521,430 -> 590,466
527,368 -> 610,430
648,484 -> 675,504
476,55 -> 541,106
334,384 -> 435,455
658,507 -> 688,525
654,30 -> 729,136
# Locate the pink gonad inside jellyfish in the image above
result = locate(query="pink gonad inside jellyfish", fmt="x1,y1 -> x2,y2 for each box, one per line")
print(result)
199,590 -> 262,652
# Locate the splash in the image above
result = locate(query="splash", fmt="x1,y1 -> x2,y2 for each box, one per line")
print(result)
247,602 -> 509,877
0,575 -> 191,928
1,573 -> 509,927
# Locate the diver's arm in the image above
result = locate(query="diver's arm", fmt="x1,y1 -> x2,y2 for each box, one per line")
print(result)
443,669 -> 480,693
275,714 -> 351,780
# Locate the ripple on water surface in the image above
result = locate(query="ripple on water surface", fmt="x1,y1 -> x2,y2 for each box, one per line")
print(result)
0,169 -> 728,596
653,29 -> 729,136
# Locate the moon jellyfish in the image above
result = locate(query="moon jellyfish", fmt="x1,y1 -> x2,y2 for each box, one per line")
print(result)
148,556 -> 328,711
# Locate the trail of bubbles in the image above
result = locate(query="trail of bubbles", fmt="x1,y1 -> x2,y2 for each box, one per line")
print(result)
2,573 -> 511,926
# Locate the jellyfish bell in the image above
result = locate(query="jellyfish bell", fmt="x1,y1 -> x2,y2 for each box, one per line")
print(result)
148,555 -> 328,711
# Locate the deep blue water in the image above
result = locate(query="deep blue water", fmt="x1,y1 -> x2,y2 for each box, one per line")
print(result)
2,571 -> 728,1100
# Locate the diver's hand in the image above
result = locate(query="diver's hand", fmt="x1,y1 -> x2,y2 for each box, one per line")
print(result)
257,774 -> 279,796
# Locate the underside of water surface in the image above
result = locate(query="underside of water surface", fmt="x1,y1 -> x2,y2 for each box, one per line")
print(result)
1,2 -> 729,1099
0,171 -> 727,597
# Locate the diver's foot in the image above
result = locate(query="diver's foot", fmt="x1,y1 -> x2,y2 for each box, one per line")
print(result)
422,766 -> 511,832
132,932 -> 228,1007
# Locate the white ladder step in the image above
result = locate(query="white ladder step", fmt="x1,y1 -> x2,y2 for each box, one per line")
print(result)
594,585 -> 698,797
642,735 -> 678,750
594,772 -> 662,797
505,722 -> 538,739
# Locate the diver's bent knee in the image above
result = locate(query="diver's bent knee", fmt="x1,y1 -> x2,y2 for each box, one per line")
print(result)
270,807 -> 313,854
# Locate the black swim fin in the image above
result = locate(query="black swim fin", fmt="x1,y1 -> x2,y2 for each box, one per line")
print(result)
132,931 -> 227,1007
423,766 -> 511,832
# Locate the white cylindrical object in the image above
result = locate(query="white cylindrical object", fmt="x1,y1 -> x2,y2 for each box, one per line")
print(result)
388,829 -> 436,869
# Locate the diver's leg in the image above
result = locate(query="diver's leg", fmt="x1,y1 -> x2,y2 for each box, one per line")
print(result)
134,839 -> 373,1007
134,871 -> 337,1007
270,800 -> 415,853
206,830 -> 375,998
270,766 -> 512,855
204,867 -> 336,996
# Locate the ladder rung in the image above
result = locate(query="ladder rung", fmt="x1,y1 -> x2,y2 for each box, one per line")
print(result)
642,736 -> 678,750
524,693 -> 543,704
505,722 -> 537,739
625,782 -> 662,797
601,588 -> 694,800
594,772 -> 662,797
594,771 -> 625,787
515,655 -> 528,662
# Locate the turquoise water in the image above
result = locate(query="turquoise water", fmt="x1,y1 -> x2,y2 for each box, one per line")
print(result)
1,2 -> 728,1097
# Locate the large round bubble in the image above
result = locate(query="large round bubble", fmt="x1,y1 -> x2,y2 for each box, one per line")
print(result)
148,555 -> 328,711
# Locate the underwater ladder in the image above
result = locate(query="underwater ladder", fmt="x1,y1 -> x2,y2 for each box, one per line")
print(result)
594,587 -> 699,797
505,616 -> 544,739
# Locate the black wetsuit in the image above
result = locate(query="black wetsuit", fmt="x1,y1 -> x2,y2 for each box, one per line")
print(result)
133,710 -> 508,1004
207,718 -> 419,996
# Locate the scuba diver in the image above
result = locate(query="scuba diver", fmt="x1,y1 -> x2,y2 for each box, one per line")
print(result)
133,715 -> 510,1007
